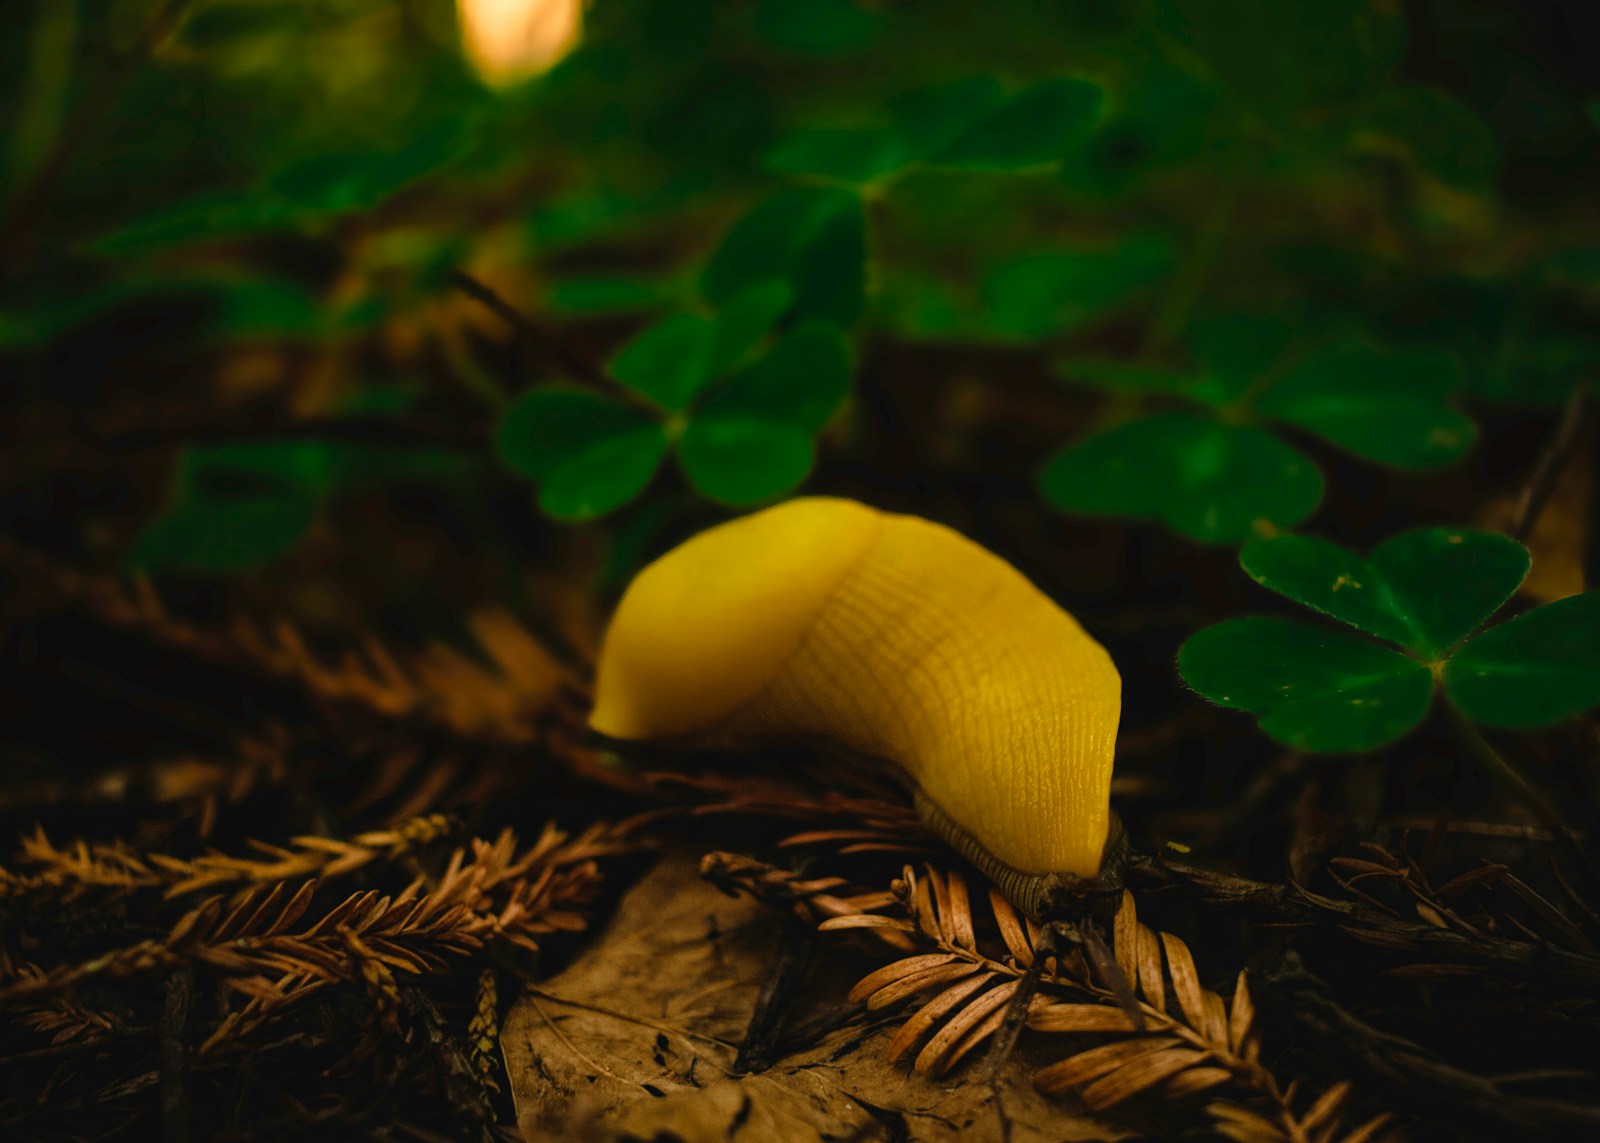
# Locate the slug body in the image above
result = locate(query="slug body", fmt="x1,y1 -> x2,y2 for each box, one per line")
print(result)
590,498 -> 1122,912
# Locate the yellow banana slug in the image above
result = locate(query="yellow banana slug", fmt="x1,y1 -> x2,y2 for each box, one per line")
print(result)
589,497 -> 1124,918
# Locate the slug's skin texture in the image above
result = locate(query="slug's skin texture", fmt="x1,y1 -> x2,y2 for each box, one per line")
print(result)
590,497 -> 1122,881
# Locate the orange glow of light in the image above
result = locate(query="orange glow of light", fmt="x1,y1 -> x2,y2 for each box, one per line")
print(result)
457,0 -> 582,87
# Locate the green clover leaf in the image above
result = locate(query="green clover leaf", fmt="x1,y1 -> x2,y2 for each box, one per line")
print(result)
983,232 -> 1173,339
1257,346 -> 1475,469
702,188 -> 866,326
679,321 -> 852,504
498,319 -> 851,517
495,387 -> 669,520
1443,595 -> 1600,729
1042,325 -> 1477,543
1039,412 -> 1323,543
1179,617 -> 1434,753
679,419 -> 815,504
1240,528 -> 1529,656
611,314 -> 719,411
133,442 -> 335,572
931,78 -> 1106,171
1179,526 -> 1600,751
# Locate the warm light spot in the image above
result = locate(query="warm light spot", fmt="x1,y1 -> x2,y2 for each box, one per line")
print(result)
457,0 -> 582,87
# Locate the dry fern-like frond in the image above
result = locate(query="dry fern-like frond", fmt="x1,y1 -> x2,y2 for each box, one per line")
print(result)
819,865 -> 1395,1138
0,831 -> 162,903
1029,890 -> 1261,1108
0,536 -> 585,745
1208,1081 -> 1394,1143
819,864 -> 1060,1077
7,979 -> 123,1046
699,851 -> 901,928
5,814 -> 460,905
0,820 -> 638,1037
470,967 -> 503,1096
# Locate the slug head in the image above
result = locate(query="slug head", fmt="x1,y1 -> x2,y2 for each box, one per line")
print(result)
1031,814 -> 1129,924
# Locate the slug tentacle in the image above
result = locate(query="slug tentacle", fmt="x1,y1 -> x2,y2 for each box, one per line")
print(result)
590,497 -> 1123,913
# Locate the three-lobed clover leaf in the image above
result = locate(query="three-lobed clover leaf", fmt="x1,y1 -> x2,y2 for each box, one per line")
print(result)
495,289 -> 851,519
1178,526 -> 1600,751
134,442 -> 336,572
1039,321 -> 1477,544
981,232 -> 1173,339
498,182 -> 871,521
1039,412 -> 1323,545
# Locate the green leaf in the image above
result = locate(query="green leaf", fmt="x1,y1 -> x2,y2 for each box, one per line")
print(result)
702,188 -> 866,326
133,496 -> 318,572
1445,593 -> 1600,728
207,277 -> 334,337
265,121 -> 472,214
610,314 -> 718,410
699,321 -> 852,431
495,386 -> 666,518
890,76 -> 1008,160
537,428 -> 669,520
763,128 -> 909,184
175,442 -> 335,499
1179,617 -> 1434,752
710,279 -> 795,375
1039,412 -> 1322,543
1239,535 -> 1413,645
877,270 -> 972,338
1367,528 -> 1530,658
983,233 -> 1172,337
96,124 -> 474,253
934,79 -> 1106,170
1258,346 -> 1475,469
762,77 -> 1010,184
1351,85 -> 1500,191
679,417 -> 815,504
548,275 -> 672,314
132,442 -> 335,572
1190,313 -> 1299,385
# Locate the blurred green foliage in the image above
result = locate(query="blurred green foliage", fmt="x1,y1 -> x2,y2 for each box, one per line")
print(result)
1040,324 -> 1475,542
2,0 -> 1599,566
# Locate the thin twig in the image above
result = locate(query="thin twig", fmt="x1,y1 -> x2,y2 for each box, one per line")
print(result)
1124,854 -> 1600,992
734,912 -> 815,1073
1513,381 -> 1589,540
160,968 -> 195,1143
448,270 -> 634,400
1259,951 -> 1600,1139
